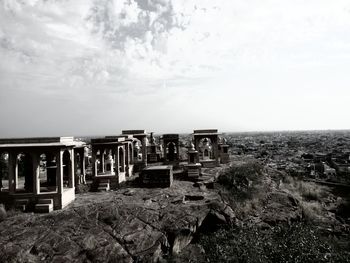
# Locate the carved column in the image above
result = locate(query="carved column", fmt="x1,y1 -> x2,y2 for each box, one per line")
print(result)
101,149 -> 105,174
69,149 -> 75,188
56,149 -> 63,194
141,137 -> 147,166
74,151 -> 79,186
8,151 -> 16,194
32,152 -> 40,195
115,147 -> 120,176
129,144 -> 133,165
92,148 -> 97,177
80,148 -> 86,184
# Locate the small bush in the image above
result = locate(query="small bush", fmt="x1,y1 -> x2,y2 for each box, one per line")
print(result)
300,201 -> 323,223
298,182 -> 327,201
217,162 -> 263,201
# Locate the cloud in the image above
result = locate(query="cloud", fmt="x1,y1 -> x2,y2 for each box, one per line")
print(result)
1,0 -> 350,136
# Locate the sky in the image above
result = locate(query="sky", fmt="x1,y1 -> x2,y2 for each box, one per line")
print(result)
0,0 -> 349,137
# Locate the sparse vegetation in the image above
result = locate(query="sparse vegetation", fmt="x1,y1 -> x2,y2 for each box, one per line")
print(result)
217,161 -> 264,201
200,223 -> 350,263
198,160 -> 350,262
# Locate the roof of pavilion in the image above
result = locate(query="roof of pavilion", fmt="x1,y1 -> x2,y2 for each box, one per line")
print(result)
0,137 -> 86,148
193,129 -> 220,136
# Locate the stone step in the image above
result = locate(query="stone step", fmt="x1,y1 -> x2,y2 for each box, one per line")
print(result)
97,185 -> 110,191
14,199 -> 30,212
97,187 -> 109,192
37,199 -> 53,205
15,204 -> 27,212
15,199 -> 29,205
97,181 -> 110,191
188,170 -> 200,177
35,203 -> 53,213
99,179 -> 110,184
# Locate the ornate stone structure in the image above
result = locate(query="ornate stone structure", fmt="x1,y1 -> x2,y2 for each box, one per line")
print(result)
140,165 -> 173,187
193,129 -> 220,167
162,134 -> 180,162
184,142 -> 202,179
0,137 -> 85,212
91,135 -> 134,190
122,130 -> 148,170
147,132 -> 163,163
218,137 -> 230,164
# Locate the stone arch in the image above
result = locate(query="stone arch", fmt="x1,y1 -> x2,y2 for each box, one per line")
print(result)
62,150 -> 71,187
17,152 -> 33,192
45,152 -> 57,190
133,139 -> 142,161
105,148 -> 114,173
199,138 -> 213,160
166,142 -> 176,161
38,153 -> 47,192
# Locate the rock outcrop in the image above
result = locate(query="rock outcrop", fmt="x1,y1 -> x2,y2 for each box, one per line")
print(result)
0,180 -> 235,262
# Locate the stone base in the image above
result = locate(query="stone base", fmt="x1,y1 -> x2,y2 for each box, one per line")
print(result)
200,160 -> 218,168
140,165 -> 173,187
184,163 -> 202,179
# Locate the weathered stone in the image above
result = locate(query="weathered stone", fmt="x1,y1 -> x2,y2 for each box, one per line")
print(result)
0,179 -> 233,261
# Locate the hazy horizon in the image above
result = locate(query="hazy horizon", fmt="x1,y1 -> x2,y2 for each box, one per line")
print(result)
1,0 -> 350,137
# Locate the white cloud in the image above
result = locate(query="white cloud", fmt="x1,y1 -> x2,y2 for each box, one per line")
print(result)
0,0 -> 350,136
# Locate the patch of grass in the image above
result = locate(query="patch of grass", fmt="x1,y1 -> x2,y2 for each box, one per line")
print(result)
298,181 -> 328,201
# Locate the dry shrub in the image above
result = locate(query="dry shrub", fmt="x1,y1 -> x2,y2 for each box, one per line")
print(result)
217,161 -> 263,201
233,198 -> 263,219
300,201 -> 323,223
280,177 -> 328,202
298,181 -> 328,201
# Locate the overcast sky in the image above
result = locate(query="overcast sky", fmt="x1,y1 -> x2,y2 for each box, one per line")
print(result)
0,0 -> 349,137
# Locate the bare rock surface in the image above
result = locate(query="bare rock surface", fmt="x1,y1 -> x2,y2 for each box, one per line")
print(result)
0,180 -> 234,262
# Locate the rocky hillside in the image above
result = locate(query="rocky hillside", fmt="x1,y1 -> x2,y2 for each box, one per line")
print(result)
0,174 -> 235,262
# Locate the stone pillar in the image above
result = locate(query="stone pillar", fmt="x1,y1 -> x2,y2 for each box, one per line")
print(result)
32,153 -> 40,194
125,144 -> 130,176
56,149 -> 63,194
129,144 -> 133,165
119,147 -> 125,173
8,151 -> 16,194
80,148 -> 86,184
68,149 -> 74,188
115,147 -> 120,176
14,154 -> 18,190
74,151 -> 79,186
92,149 -> 97,177
141,137 -> 147,166
101,150 -> 105,174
